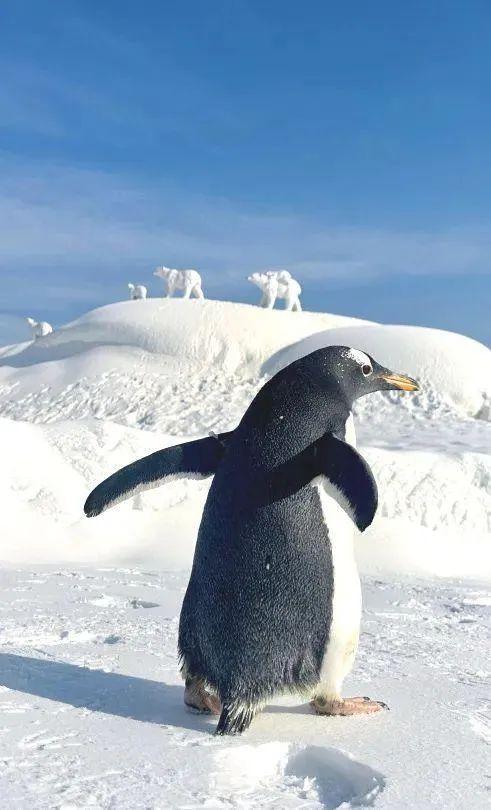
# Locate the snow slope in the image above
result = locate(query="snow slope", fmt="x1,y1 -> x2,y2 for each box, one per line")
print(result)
0,298 -> 489,807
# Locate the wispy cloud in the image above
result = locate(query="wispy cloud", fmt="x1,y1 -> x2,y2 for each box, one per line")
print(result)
1,159 -> 490,313
0,11 -> 242,152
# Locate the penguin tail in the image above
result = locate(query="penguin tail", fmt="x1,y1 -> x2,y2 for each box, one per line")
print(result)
215,702 -> 258,735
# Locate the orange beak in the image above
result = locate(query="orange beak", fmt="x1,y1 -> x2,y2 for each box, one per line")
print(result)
379,372 -> 420,392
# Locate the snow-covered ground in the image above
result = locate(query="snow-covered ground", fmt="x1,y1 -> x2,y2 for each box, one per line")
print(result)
0,298 -> 489,808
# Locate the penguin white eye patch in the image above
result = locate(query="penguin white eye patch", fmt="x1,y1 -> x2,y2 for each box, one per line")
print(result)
346,348 -> 371,367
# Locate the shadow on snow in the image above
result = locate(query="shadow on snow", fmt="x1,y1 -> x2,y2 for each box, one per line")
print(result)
0,653 -> 214,733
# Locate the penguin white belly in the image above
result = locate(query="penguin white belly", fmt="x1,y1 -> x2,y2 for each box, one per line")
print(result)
344,412 -> 357,448
313,411 -> 362,698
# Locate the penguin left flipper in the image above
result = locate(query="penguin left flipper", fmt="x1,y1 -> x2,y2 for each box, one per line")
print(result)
312,433 -> 378,532
262,434 -> 377,532
84,431 -> 233,517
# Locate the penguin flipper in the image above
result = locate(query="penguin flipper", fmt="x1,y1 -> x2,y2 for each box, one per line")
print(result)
84,431 -> 233,517
313,434 -> 378,532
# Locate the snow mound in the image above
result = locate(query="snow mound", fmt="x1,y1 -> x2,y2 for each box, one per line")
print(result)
0,299 -> 370,376
264,324 -> 491,418
1,301 -> 487,434
0,299 -> 369,429
211,742 -> 385,806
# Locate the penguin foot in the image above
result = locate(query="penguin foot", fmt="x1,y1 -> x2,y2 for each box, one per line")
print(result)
311,695 -> 389,716
184,678 -> 221,715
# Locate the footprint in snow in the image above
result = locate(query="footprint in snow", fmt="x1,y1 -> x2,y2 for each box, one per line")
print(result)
128,598 -> 160,609
210,742 -> 385,808
88,594 -> 160,609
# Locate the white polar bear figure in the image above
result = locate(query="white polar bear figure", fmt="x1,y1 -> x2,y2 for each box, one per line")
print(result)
154,266 -> 204,299
128,283 -> 147,300
267,269 -> 292,284
248,270 -> 302,311
26,317 -> 53,339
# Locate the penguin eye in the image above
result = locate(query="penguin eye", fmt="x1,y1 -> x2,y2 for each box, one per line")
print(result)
361,364 -> 372,376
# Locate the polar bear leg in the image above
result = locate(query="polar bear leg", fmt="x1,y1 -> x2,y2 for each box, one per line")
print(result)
283,293 -> 295,311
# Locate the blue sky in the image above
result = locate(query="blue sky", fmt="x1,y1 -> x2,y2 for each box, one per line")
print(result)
0,1 -> 490,343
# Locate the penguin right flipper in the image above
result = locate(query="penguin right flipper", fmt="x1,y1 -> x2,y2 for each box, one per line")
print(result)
84,431 -> 233,517
312,434 -> 378,532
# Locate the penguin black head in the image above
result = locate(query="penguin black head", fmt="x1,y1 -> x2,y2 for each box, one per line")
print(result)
294,345 -> 420,408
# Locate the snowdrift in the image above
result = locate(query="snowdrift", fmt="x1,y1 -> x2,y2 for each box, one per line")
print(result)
0,417 -> 207,566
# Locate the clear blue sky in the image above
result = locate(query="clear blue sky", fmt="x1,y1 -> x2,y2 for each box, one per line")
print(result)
1,1 -> 490,343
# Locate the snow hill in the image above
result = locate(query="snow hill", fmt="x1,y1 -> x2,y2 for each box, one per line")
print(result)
0,298 -> 489,808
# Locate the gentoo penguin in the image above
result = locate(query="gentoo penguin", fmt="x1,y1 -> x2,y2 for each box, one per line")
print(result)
84,346 -> 419,734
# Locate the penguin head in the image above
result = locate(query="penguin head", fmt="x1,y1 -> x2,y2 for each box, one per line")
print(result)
299,345 -> 419,406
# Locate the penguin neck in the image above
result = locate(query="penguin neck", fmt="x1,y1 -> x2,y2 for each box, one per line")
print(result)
310,375 -> 353,438
242,374 -> 353,466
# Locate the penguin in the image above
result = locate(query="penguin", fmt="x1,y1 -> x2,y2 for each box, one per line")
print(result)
84,345 -> 419,734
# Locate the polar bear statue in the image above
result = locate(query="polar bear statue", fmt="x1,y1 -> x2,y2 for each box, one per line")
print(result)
128,283 -> 147,300
248,270 -> 302,311
26,317 -> 53,339
154,266 -> 204,299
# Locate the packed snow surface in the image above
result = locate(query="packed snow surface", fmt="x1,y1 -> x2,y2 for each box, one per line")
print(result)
0,567 -> 488,809
0,298 -> 489,807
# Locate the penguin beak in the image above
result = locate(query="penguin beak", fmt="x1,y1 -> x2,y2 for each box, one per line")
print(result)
379,371 -> 420,392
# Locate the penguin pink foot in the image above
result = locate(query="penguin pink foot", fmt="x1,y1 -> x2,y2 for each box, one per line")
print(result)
184,677 -> 222,715
311,695 -> 389,716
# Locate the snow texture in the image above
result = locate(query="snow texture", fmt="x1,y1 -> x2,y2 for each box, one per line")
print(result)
0,297 -> 489,807
0,568 -> 488,808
